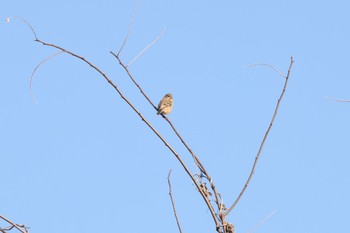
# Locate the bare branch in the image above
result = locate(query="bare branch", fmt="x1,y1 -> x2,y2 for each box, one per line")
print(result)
0,215 -> 28,233
167,170 -> 183,233
225,57 -> 294,216
30,51 -> 63,103
127,27 -> 166,66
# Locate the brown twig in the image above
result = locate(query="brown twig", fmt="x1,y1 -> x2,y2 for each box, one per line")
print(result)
167,170 -> 183,233
111,51 -> 157,110
225,57 -> 294,216
0,216 -> 28,233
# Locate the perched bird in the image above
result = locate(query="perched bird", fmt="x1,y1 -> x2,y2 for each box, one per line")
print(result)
157,93 -> 173,115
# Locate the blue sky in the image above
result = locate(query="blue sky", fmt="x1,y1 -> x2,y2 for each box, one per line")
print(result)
1,1 -> 350,233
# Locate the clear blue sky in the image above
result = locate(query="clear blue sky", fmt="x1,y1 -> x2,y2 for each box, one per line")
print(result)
1,1 -> 350,233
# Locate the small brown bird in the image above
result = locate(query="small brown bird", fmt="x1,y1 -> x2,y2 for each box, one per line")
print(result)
157,93 -> 173,115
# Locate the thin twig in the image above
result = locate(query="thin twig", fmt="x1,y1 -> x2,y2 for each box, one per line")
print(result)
246,63 -> 286,78
167,170 -> 183,233
225,57 -> 294,216
0,216 -> 27,233
116,0 -> 140,56
324,96 -> 350,102
127,27 -> 166,66
246,209 -> 277,233
111,51 -> 157,110
30,51 -> 63,103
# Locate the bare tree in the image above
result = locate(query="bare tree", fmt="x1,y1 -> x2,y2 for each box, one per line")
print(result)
4,14 -> 294,233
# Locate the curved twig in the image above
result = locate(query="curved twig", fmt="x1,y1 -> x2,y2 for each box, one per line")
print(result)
225,57 -> 294,216
246,63 -> 286,78
30,51 -> 63,103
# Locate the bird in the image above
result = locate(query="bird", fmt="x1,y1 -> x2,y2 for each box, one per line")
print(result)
157,93 -> 173,115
